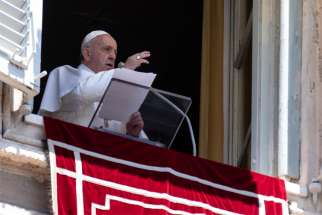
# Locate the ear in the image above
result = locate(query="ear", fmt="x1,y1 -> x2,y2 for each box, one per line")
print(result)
82,47 -> 91,62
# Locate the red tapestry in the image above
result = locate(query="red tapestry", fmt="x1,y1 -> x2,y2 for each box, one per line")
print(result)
44,117 -> 288,215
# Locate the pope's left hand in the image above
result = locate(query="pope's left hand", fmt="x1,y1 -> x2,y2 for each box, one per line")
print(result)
126,112 -> 144,137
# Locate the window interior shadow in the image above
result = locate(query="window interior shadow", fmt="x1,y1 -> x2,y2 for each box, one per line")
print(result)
35,0 -> 202,154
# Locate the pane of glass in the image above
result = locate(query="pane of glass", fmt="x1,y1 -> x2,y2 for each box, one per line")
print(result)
89,79 -> 192,148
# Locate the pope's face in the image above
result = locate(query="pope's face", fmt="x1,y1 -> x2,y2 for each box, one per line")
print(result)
83,34 -> 117,73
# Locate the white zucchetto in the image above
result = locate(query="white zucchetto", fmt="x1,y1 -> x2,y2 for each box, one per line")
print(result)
81,30 -> 110,50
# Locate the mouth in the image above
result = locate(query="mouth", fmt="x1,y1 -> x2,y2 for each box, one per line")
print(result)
105,63 -> 114,68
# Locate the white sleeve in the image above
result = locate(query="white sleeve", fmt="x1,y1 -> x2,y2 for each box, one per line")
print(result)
71,70 -> 114,104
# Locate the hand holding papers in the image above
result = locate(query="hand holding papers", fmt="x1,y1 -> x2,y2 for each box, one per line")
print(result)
90,68 -> 193,150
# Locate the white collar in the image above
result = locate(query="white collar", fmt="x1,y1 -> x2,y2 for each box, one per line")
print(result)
78,64 -> 95,74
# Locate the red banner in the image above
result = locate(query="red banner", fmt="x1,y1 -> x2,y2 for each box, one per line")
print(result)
45,117 -> 288,215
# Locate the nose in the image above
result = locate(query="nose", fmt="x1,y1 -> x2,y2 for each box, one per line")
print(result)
109,51 -> 116,60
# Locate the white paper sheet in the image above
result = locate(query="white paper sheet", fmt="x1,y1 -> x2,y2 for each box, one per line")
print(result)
98,69 -> 156,122
112,68 -> 156,86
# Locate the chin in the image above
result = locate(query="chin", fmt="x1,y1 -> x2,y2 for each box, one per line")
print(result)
105,65 -> 114,71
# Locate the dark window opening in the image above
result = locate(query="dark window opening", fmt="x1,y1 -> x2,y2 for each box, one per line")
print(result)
34,0 -> 203,154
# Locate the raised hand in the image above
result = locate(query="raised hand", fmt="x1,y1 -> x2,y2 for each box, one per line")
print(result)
123,51 -> 151,70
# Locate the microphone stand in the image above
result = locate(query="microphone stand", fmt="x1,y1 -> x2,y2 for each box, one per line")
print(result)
150,88 -> 197,156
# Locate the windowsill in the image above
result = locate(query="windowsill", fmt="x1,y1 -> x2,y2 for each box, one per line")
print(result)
0,114 -> 47,180
284,180 -> 308,198
2,113 -> 45,149
24,113 -> 44,127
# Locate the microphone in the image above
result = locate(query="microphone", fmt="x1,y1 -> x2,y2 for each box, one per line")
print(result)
34,70 -> 48,81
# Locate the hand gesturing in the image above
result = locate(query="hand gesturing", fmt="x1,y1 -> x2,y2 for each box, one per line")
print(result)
123,51 -> 151,70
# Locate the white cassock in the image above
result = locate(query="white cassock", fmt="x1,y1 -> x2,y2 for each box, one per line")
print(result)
39,64 -> 136,135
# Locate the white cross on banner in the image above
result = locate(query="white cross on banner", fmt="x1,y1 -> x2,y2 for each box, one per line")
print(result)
44,117 -> 288,215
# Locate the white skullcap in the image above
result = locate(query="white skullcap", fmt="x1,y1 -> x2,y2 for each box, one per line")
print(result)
81,30 -> 110,50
